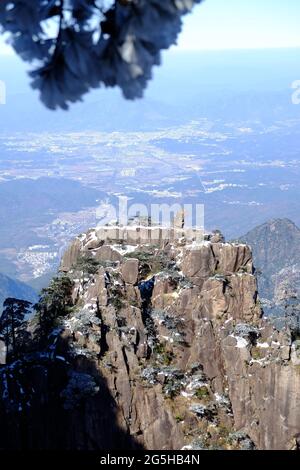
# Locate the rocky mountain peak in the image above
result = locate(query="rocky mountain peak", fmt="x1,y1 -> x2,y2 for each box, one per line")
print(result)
0,223 -> 300,450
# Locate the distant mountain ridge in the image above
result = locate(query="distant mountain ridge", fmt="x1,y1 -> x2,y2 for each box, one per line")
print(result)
240,218 -> 300,309
0,272 -> 37,313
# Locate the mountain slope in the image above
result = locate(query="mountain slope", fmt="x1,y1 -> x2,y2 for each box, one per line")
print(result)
240,219 -> 300,308
0,272 -> 37,312
0,177 -> 103,249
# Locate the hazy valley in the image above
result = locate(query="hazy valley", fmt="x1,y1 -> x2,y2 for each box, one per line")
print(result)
0,49 -> 299,318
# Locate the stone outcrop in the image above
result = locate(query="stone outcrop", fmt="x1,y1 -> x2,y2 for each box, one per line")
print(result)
60,223 -> 204,272
121,258 -> 139,285
1,225 -> 300,450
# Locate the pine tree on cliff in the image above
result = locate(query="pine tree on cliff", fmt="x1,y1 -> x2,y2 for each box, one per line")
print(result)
75,254 -> 100,289
0,297 -> 32,360
0,0 -> 202,109
34,275 -> 74,341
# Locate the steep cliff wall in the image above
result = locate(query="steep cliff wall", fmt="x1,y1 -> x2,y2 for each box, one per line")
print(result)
1,228 -> 300,450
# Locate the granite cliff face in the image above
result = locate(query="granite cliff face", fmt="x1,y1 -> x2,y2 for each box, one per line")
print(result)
1,224 -> 300,450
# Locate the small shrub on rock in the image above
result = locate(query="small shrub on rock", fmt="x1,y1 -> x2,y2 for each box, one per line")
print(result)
61,371 -> 99,410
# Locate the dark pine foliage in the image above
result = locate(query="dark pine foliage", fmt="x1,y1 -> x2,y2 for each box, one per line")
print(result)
0,0 -> 202,109
0,297 -> 32,360
34,275 -> 74,342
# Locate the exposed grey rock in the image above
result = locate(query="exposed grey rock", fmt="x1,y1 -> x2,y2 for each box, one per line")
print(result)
121,258 -> 139,285
189,403 -> 217,421
228,431 -> 255,450
234,323 -> 260,344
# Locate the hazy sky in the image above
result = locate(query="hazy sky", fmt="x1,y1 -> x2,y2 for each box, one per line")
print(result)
0,0 -> 300,55
179,0 -> 300,50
